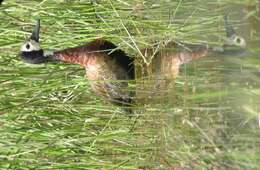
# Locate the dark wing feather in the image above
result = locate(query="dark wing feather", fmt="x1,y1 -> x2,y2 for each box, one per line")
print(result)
99,40 -> 135,79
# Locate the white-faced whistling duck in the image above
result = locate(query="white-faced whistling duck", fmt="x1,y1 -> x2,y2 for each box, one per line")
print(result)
20,20 -> 135,113
142,15 -> 246,83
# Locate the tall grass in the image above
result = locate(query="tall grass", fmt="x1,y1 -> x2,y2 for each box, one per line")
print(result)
0,0 -> 259,169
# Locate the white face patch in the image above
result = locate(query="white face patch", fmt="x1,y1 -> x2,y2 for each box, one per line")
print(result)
20,39 -> 41,52
224,35 -> 246,48
233,35 -> 246,48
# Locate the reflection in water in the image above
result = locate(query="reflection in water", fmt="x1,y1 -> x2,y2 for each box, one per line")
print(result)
135,11 -> 259,168
136,15 -> 247,101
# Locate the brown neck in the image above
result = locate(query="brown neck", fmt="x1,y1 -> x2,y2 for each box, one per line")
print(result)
53,45 -> 93,67
53,39 -> 120,67
177,45 -> 210,65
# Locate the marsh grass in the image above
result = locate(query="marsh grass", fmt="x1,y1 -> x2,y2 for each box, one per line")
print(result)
0,0 -> 260,169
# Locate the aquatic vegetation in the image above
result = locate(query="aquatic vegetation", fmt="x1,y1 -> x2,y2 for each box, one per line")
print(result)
0,0 -> 259,169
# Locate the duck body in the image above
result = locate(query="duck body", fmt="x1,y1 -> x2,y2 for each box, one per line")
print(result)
53,39 -> 135,107
20,20 -> 135,111
141,41 -> 210,82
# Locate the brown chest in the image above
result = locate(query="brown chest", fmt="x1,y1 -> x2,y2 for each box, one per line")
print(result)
84,56 -> 127,81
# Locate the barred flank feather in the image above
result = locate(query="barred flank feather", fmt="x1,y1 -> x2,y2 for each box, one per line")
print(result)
54,39 -> 135,113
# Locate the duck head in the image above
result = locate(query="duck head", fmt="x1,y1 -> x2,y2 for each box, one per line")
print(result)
212,15 -> 247,56
20,20 -> 51,64
223,15 -> 246,49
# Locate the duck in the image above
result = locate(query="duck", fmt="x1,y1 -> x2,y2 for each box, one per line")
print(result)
140,15 -> 247,85
20,20 -> 135,113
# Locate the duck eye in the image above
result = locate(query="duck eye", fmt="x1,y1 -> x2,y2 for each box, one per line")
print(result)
26,44 -> 30,49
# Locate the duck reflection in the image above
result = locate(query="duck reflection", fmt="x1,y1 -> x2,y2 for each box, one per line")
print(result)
136,15 -> 247,102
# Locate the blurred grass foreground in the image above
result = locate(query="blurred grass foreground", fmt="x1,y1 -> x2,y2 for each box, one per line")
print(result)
0,0 -> 260,169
